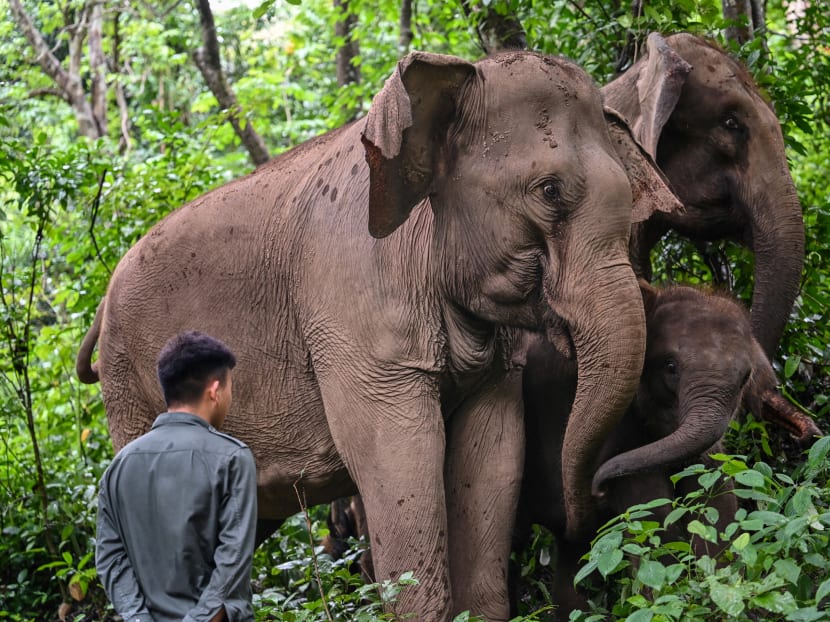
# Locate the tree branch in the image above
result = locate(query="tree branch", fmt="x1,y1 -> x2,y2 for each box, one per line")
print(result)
27,88 -> 71,102
8,0 -> 103,138
193,0 -> 270,166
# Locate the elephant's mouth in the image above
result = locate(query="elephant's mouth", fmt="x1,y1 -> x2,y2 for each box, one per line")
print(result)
544,313 -> 575,361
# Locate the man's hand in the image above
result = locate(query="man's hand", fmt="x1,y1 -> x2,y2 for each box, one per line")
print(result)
208,607 -> 226,622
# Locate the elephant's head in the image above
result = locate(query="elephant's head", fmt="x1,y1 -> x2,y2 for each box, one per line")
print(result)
603,32 -> 805,360
592,284 -> 820,494
361,51 -> 681,540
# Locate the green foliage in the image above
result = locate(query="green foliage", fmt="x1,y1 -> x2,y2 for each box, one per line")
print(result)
0,0 -> 828,619
571,442 -> 830,621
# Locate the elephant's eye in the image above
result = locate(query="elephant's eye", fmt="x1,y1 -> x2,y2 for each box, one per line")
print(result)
722,115 -> 741,131
541,180 -> 561,203
665,358 -> 678,375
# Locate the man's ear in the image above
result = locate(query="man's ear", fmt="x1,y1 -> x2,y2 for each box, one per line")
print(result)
206,378 -> 221,403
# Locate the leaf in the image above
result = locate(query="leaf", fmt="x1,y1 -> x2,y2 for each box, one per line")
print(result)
574,559 -> 598,585
774,559 -> 801,585
637,560 -> 667,590
784,355 -> 801,379
625,610 -> 653,622
753,590 -> 798,614
698,470 -> 721,490
687,520 -> 718,543
597,549 -> 624,578
68,578 -> 86,601
664,563 -> 685,584
664,507 -> 688,526
709,582 -> 746,616
785,607 -> 827,622
789,487 -> 814,515
253,0 -> 275,18
815,577 -> 830,604
806,435 -> 830,470
617,13 -> 633,29
623,543 -> 648,555
734,469 -> 766,488
732,532 -> 751,551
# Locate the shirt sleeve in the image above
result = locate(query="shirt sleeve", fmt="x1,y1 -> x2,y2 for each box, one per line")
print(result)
95,471 -> 154,622
183,447 -> 258,622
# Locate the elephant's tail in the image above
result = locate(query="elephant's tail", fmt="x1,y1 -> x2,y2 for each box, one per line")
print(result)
76,300 -> 104,384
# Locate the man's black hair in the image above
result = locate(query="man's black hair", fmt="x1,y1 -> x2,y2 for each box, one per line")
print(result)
157,331 -> 237,406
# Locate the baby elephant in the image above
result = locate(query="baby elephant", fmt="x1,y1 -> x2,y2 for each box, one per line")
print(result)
517,283 -> 820,618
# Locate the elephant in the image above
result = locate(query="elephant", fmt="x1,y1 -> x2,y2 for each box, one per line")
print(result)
320,283 -> 822,617
517,282 -> 819,618
603,32 -> 805,361
75,50 -> 679,620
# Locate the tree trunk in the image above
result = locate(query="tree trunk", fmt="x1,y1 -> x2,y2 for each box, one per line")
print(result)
335,0 -> 360,87
112,10 -> 132,153
399,0 -> 413,56
194,0 -> 270,166
722,0 -> 769,63
722,0 -> 754,44
8,0 -> 106,139
88,0 -> 108,138
460,0 -> 527,55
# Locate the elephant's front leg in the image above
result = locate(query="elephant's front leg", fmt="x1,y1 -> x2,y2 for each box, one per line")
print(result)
445,368 -> 525,621
318,370 -> 452,621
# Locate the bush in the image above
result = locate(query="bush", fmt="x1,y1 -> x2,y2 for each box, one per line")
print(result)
571,438 -> 830,621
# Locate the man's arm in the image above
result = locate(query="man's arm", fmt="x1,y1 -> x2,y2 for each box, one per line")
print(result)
184,448 -> 257,622
95,474 -> 154,622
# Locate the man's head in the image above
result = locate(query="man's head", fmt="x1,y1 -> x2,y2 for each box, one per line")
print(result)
157,331 -> 236,426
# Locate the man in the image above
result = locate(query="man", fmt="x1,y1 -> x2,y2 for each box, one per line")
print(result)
96,331 -> 257,622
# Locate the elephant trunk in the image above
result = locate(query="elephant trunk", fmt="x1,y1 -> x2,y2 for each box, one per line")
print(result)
744,158 -> 805,360
745,341 -> 823,446
591,388 -> 734,496
547,258 -> 645,542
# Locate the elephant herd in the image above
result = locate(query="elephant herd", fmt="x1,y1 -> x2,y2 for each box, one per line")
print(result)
76,33 -> 820,621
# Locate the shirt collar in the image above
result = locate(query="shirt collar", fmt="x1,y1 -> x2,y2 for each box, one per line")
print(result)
151,411 -> 212,431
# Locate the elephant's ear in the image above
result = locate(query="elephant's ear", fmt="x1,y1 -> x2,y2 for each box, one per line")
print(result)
605,107 -> 683,223
638,279 -> 660,317
602,32 -> 692,159
361,52 -> 476,238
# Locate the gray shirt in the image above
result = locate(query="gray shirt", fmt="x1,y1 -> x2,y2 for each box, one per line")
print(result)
96,412 -> 257,622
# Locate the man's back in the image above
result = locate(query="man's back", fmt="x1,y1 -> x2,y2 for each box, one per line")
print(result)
97,412 -> 256,622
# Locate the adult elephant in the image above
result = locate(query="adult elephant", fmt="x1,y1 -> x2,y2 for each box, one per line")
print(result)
603,32 -> 805,360
517,283 -> 818,618
320,284 -> 822,612
76,51 -> 674,621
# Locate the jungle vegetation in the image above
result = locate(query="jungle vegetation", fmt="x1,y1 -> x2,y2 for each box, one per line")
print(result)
1,0 -> 828,620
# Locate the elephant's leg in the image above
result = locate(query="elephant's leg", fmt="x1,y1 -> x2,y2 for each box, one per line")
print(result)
445,368 -> 525,621
255,518 -> 284,547
319,372 -> 452,621
551,535 -> 590,621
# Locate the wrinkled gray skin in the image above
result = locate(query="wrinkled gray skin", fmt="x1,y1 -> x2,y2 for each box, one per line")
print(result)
76,51 -> 674,620
517,284 -> 807,618
604,33 -> 805,361
322,285 -> 819,615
